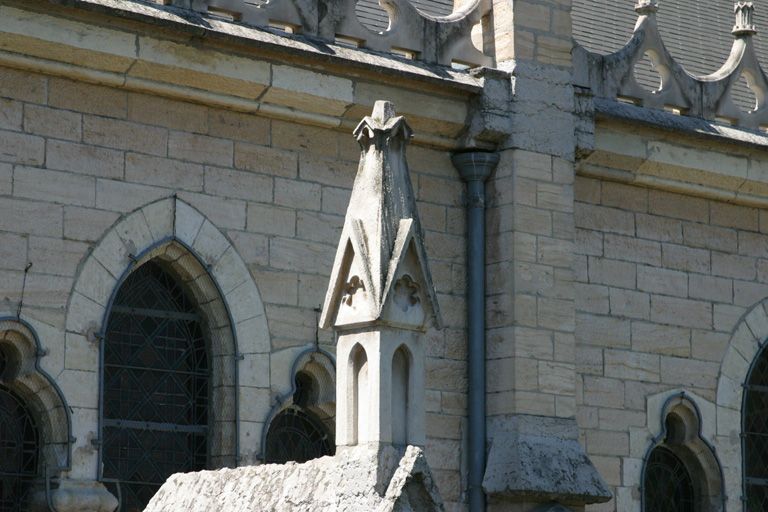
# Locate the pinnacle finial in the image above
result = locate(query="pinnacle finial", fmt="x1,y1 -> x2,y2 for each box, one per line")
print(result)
372,100 -> 396,123
733,2 -> 757,36
634,0 -> 658,15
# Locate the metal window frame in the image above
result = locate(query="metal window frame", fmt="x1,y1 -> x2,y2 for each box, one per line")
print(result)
95,236 -> 241,501
99,259 -> 213,511
0,384 -> 40,512
643,444 -> 696,511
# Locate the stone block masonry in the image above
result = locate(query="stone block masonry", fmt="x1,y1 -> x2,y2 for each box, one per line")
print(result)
0,65 -> 469,510
575,176 -> 766,511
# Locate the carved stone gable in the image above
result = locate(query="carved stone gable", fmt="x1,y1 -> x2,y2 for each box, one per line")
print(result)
320,101 -> 441,332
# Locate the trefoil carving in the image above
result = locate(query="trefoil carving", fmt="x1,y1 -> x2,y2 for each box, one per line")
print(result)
343,276 -> 366,306
393,275 -> 421,313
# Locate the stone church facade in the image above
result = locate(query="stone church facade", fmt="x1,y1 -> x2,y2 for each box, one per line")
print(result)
0,0 -> 767,511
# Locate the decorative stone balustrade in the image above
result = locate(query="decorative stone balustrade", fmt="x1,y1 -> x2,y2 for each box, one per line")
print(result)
159,0 -> 493,68
573,1 -> 768,132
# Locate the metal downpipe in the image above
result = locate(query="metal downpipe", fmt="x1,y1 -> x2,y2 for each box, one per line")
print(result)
451,151 -> 499,512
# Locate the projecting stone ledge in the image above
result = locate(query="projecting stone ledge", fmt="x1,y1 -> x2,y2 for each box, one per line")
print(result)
143,445 -> 444,512
483,415 -> 612,508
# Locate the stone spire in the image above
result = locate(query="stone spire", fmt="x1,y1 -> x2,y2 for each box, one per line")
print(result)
321,101 -> 441,451
320,100 -> 441,332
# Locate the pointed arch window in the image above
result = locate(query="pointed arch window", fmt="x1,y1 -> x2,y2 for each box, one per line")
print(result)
644,445 -> 695,512
744,344 -> 768,509
264,371 -> 333,464
0,386 -> 39,511
642,394 -> 723,512
101,261 -> 210,512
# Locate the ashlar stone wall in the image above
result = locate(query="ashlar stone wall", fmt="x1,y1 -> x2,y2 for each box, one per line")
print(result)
574,174 -> 767,511
0,64 -> 469,510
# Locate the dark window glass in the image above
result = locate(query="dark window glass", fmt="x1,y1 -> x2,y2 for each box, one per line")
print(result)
102,261 -> 209,512
644,446 -> 695,512
264,407 -> 333,464
0,387 -> 38,512
0,348 -> 7,380
745,346 -> 768,509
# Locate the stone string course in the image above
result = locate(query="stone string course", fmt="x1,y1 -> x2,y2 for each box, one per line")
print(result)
0,64 -> 469,510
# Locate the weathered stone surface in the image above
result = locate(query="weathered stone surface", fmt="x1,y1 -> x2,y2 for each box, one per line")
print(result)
144,446 -> 443,512
31,479 -> 117,512
483,415 -> 612,505
320,101 -> 441,331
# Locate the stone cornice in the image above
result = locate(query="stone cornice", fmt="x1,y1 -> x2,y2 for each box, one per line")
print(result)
0,0 -> 483,148
579,110 -> 768,208
15,0 -> 482,92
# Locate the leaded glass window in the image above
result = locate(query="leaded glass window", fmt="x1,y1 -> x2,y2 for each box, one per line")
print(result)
643,446 -> 695,512
264,372 -> 333,464
264,407 -> 333,464
0,387 -> 39,511
745,345 -> 768,509
102,261 -> 210,512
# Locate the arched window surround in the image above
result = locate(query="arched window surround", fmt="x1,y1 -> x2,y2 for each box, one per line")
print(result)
66,197 -> 271,486
0,320 -> 72,470
349,343 -> 368,446
715,299 -> 768,511
391,344 -> 413,447
259,346 -> 336,461
0,318 -> 75,508
640,392 -> 724,512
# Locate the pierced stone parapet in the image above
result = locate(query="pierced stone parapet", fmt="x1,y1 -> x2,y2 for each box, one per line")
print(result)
573,1 -> 768,132
166,0 -> 492,68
